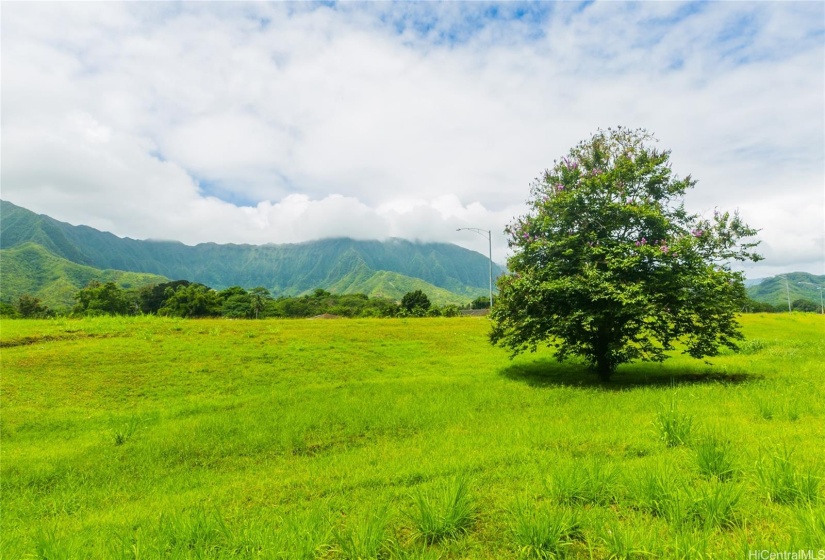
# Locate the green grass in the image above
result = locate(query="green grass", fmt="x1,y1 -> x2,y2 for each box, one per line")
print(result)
654,397 -> 694,448
409,476 -> 476,545
1,313 -> 824,558
694,434 -> 738,481
508,502 -> 579,559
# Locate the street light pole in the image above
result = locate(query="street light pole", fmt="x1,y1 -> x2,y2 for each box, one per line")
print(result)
798,282 -> 824,314
457,228 -> 493,309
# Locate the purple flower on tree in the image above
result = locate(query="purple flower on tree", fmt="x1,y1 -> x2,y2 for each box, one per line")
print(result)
562,157 -> 578,171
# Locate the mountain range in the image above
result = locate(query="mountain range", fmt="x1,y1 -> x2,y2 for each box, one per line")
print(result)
744,271 -> 824,308
2,200 -> 821,311
0,200 -> 501,309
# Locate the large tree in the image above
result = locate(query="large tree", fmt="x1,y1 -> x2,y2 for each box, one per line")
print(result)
490,128 -> 761,380
73,281 -> 131,316
158,283 -> 221,318
401,290 -> 431,316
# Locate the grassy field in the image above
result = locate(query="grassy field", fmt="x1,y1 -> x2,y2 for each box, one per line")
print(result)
1,314 -> 823,559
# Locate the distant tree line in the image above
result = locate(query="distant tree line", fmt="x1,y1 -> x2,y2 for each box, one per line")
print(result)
2,282 -> 820,319
742,297 -> 822,313
1,281 -> 470,319
2,283 -> 820,319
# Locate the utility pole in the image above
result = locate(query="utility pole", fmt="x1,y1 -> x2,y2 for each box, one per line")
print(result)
779,275 -> 791,312
457,228 -> 494,309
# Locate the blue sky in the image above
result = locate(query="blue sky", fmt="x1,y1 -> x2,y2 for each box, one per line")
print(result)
2,1 -> 823,276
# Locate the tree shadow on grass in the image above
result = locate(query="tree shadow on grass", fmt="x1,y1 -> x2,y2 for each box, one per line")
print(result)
500,358 -> 761,391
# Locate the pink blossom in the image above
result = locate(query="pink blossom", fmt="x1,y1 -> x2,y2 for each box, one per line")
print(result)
562,157 -> 578,171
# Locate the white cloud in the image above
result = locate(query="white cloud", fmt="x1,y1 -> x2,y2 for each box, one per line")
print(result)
1,2 -> 822,272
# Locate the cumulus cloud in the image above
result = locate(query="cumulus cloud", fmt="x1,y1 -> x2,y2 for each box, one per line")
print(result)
1,2 -> 822,272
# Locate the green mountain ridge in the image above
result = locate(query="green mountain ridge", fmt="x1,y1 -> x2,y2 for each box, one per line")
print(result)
325,265 -> 480,306
0,242 -> 168,309
1,200 -> 498,306
746,272 -> 825,308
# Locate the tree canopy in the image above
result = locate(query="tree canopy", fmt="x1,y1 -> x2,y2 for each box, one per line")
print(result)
73,281 -> 131,316
401,290 -> 432,316
490,128 -> 762,380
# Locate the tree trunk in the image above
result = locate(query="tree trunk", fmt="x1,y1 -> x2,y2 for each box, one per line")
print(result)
594,326 -> 614,381
596,358 -> 614,382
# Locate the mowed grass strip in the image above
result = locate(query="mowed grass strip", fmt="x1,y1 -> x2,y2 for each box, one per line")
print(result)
1,314 -> 823,558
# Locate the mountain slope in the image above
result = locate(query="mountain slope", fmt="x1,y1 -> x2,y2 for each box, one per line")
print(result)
1,200 -> 501,301
324,263 -> 480,306
0,242 -> 168,309
746,272 -> 825,307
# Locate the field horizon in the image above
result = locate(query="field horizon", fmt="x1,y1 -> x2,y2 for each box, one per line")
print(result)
2,314 -> 823,558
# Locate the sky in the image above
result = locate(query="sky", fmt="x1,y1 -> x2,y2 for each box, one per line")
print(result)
2,1 -> 823,278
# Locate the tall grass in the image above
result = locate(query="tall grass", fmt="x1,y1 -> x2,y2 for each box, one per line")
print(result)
597,517 -> 658,559
694,435 -> 737,481
156,508 -> 232,556
757,447 -> 822,505
334,506 -> 391,560
693,482 -> 743,529
280,509 -> 334,560
791,507 -> 825,549
509,501 -> 580,559
630,465 -> 686,522
546,457 -> 619,506
654,397 -> 693,447
408,476 -> 475,544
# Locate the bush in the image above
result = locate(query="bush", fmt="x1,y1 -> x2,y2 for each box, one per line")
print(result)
792,298 -> 819,313
17,294 -> 53,318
